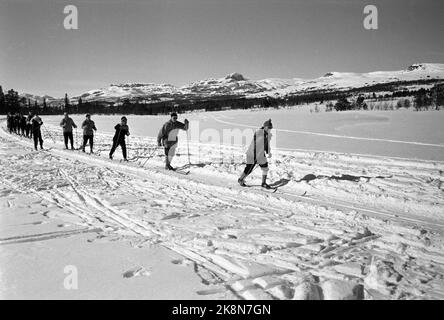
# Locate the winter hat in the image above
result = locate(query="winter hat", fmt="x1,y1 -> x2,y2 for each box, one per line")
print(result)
121,116 -> 127,121
171,112 -> 178,118
263,119 -> 273,129
86,113 -> 91,117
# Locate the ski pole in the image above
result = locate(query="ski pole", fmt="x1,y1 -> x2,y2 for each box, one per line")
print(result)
127,135 -> 130,160
43,124 -> 56,143
186,129 -> 191,166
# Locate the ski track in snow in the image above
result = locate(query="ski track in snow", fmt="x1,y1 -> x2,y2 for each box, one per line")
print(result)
1,121 -> 444,300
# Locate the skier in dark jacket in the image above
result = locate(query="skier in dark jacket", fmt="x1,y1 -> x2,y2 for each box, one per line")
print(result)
81,114 -> 97,153
60,112 -> 77,149
109,116 -> 130,161
157,112 -> 189,170
31,113 -> 44,150
6,113 -> 12,133
20,114 -> 27,136
238,119 -> 273,189
13,113 -> 20,134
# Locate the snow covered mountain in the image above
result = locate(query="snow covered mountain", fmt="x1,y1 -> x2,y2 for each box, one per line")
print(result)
21,63 -> 444,104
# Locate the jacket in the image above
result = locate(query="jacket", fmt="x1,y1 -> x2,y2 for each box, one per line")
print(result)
113,124 -> 130,142
157,119 -> 187,147
31,116 -> 43,132
246,128 -> 272,165
81,119 -> 97,136
60,117 -> 77,133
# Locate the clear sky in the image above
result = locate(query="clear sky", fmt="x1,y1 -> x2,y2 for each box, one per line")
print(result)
0,0 -> 443,97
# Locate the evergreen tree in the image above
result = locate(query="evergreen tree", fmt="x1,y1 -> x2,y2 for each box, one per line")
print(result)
5,89 -> 20,113
64,93 -> 69,109
0,86 -> 5,114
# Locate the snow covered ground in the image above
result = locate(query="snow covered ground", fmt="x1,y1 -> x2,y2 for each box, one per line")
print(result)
44,108 -> 444,160
1,109 -> 444,300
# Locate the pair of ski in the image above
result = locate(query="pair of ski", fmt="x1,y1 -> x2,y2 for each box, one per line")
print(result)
240,184 -> 278,193
167,167 -> 190,175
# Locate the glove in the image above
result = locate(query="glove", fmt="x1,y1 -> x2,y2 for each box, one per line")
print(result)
267,152 -> 272,158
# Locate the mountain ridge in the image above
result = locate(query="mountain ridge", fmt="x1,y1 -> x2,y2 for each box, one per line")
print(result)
20,63 -> 444,104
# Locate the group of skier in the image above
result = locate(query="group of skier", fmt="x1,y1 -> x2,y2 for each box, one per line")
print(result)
7,111 -> 44,150
5,111 -> 274,188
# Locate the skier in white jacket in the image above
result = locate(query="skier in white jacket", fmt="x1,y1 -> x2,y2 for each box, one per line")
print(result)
238,119 -> 273,189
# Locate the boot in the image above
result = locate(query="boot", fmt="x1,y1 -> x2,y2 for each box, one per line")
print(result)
261,175 -> 271,189
238,172 -> 247,187
165,158 -> 174,170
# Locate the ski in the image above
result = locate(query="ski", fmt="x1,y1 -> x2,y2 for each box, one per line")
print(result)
240,184 -> 278,193
173,169 -> 190,175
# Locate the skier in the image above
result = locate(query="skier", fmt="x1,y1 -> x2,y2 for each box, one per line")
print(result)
109,116 -> 130,161
31,113 -> 44,150
6,113 -> 12,133
157,112 -> 189,170
26,111 -> 33,138
60,112 -> 77,149
12,113 -> 19,134
81,114 -> 97,153
238,119 -> 273,189
20,114 -> 27,136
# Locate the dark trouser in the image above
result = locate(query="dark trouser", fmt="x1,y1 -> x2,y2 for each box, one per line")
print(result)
82,135 -> 94,152
109,139 -> 127,159
63,132 -> 74,149
243,161 -> 268,176
33,130 -> 43,149
26,124 -> 31,137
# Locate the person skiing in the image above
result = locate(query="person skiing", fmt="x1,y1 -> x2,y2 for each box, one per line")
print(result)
81,113 -> 97,153
25,111 -> 33,138
6,113 -> 12,133
109,116 -> 130,161
20,114 -> 27,136
31,113 -> 44,150
238,119 -> 273,189
13,113 -> 20,134
60,112 -> 77,150
157,112 -> 189,170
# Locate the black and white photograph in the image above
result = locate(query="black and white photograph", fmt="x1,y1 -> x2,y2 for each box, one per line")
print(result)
0,0 -> 443,303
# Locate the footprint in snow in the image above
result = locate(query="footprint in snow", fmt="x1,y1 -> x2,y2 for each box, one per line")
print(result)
171,259 -> 193,267
123,266 -> 151,278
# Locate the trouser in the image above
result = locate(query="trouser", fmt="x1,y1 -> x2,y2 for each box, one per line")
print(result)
25,124 -> 31,137
243,161 -> 269,176
33,130 -> 43,149
82,135 -> 94,152
109,139 -> 127,159
63,132 -> 74,149
164,143 -> 177,166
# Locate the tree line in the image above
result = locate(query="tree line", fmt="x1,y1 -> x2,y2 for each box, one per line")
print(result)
1,80 -> 443,116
